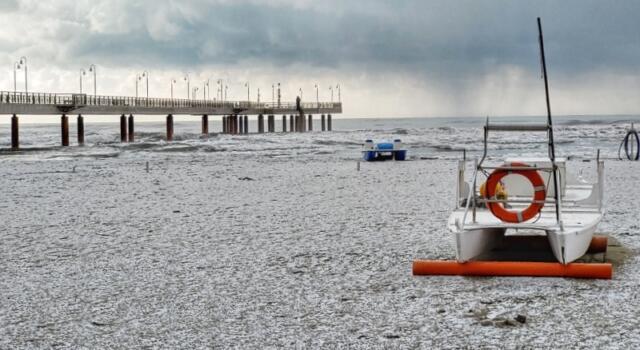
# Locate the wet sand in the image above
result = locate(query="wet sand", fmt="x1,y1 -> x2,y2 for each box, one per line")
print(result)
0,142 -> 639,348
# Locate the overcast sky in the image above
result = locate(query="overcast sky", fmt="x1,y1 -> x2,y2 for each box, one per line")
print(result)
1,0 -> 640,118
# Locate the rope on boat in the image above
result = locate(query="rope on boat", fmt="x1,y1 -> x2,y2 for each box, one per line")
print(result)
618,124 -> 640,161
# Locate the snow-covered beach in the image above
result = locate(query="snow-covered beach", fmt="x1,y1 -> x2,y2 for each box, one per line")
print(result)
1,117 -> 639,348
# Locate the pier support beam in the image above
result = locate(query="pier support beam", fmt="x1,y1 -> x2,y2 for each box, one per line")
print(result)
308,114 -> 313,131
120,114 -> 127,142
321,114 -> 326,131
233,115 -> 238,135
269,115 -> 275,132
223,116 -> 227,134
258,114 -> 264,133
11,114 -> 19,150
202,115 -> 209,136
238,115 -> 244,135
244,115 -> 248,134
328,114 -> 332,131
128,114 -> 135,142
282,115 -> 287,132
61,114 -> 69,147
166,114 -> 174,141
77,114 -> 84,146
290,115 -> 294,132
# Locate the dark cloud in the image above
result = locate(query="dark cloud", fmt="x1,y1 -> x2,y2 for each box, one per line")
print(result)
62,0 -> 640,80
2,0 -> 640,116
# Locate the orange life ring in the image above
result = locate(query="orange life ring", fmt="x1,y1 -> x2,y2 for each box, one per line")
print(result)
485,162 -> 546,223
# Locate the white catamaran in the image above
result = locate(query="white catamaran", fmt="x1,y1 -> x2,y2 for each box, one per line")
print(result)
448,18 -> 605,265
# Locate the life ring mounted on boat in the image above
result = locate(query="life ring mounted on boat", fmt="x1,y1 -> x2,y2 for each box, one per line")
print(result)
484,162 -> 546,223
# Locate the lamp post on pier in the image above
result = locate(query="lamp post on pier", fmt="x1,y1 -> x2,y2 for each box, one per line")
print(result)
245,82 -> 250,107
18,56 -> 27,93
170,79 -> 176,99
277,82 -> 281,107
13,62 -> 20,94
299,88 -> 303,101
329,86 -> 334,103
337,84 -> 341,103
217,79 -> 223,101
257,88 -> 260,104
184,74 -> 190,99
88,64 -> 97,96
79,69 -> 86,93
141,71 -> 149,98
135,73 -> 141,98
192,87 -> 199,100
315,84 -> 319,106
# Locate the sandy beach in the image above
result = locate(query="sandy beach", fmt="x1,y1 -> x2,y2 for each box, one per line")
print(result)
1,119 -> 639,348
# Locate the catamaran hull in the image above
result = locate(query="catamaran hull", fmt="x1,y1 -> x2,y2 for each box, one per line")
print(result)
547,224 -> 599,264
451,222 -> 599,264
454,227 -> 506,262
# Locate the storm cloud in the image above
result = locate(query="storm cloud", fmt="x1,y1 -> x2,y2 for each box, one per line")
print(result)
1,0 -> 640,117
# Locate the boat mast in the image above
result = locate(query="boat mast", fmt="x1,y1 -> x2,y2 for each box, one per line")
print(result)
537,17 -> 562,224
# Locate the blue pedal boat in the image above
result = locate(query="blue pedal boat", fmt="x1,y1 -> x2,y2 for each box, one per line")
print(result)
362,139 -> 407,161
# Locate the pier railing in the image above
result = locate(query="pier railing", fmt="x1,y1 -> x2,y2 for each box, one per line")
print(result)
0,91 -> 342,114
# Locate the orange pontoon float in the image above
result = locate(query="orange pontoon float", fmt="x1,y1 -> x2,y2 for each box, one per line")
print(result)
413,261 -> 612,279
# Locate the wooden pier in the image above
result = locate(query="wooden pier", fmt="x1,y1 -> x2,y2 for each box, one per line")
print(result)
1,91 -> 342,149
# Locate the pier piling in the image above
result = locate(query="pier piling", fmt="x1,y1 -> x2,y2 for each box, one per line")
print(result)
120,114 -> 127,142
202,115 -> 209,136
308,114 -> 313,131
77,114 -> 84,145
233,115 -> 238,134
321,114 -> 326,131
128,114 -> 134,142
244,115 -> 249,134
166,114 -> 174,141
268,115 -> 274,132
61,114 -> 69,146
11,114 -> 19,150
282,115 -> 287,132
258,114 -> 264,133
222,116 -> 227,134
328,114 -> 332,131
239,115 -> 244,135
290,115 -> 294,132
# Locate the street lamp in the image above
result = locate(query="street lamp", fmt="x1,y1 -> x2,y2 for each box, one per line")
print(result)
184,74 -> 190,99
135,73 -> 141,98
79,68 -> 86,93
140,71 -> 149,98
170,78 -> 177,99
244,82 -> 250,106
329,86 -> 334,103
299,88 -> 303,100
18,56 -> 27,93
257,88 -> 260,104
225,85 -> 228,102
192,87 -> 199,100
277,82 -> 281,107
314,84 -> 319,105
336,84 -> 341,102
205,79 -> 210,100
13,62 -> 20,94
88,64 -> 97,96
271,84 -> 275,104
